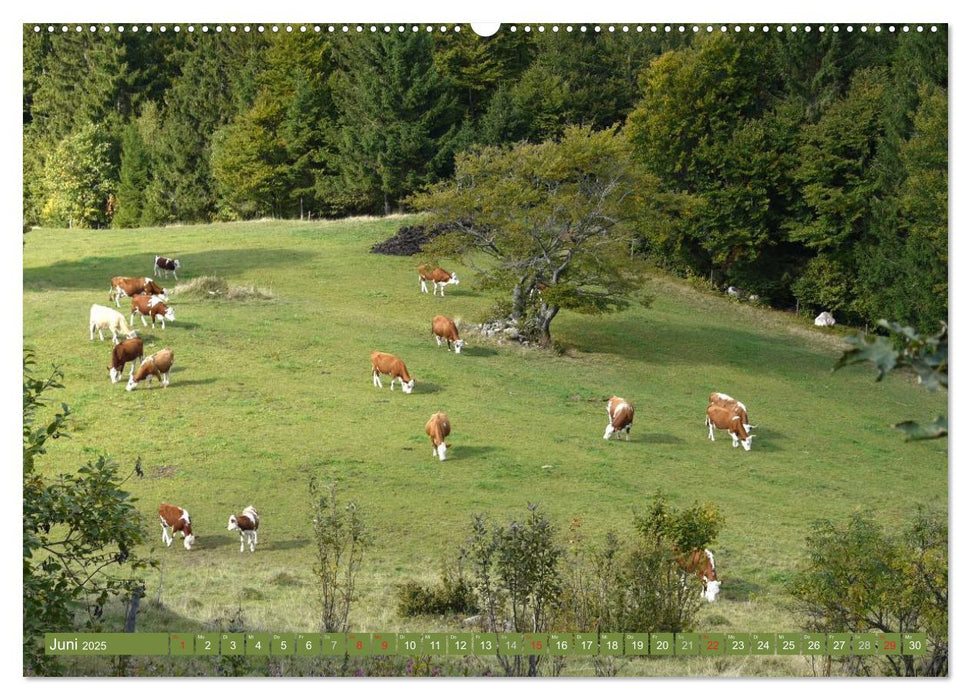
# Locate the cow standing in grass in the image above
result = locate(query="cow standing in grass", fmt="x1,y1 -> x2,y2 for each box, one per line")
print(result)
432,315 -> 465,353
371,351 -> 415,393
154,256 -> 181,279
603,396 -> 634,441
110,276 -> 167,307
127,348 -> 175,391
425,411 -> 452,461
228,506 -> 260,553
419,264 -> 459,296
158,503 -> 196,550
706,403 -> 754,451
90,304 -> 138,343
676,548 -> 721,602
108,337 -> 143,383
130,294 -> 175,329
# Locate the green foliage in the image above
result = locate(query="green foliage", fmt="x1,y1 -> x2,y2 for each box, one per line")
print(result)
113,116 -> 153,228
308,476 -> 372,633
633,491 -> 725,553
789,510 -> 947,676
40,123 -> 115,228
462,504 -> 563,676
395,561 -> 478,617
413,125 -> 657,345
834,320 -> 946,439
23,350 -> 152,675
791,255 -> 853,314
329,32 -> 462,215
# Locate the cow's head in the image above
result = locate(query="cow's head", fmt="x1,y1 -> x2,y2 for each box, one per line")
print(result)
603,424 -> 615,440
183,533 -> 196,550
454,339 -> 465,354
109,366 -> 121,383
741,434 -> 754,451
704,578 -> 721,602
125,375 -> 138,392
436,442 -> 447,461
227,514 -> 240,532
162,307 -> 176,322
402,379 -> 415,394
449,273 -> 459,284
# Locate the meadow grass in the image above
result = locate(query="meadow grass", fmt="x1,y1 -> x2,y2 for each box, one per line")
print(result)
23,218 -> 947,675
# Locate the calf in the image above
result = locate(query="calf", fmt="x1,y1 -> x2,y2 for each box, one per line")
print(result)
603,396 -> 634,441
425,411 -> 452,461
432,315 -> 465,353
110,276 -> 167,307
130,294 -> 176,329
158,503 -> 196,550
89,304 -> 137,343
676,548 -> 721,602
126,348 -> 174,391
154,256 -> 181,279
706,403 -> 754,451
108,337 -> 144,383
371,351 -> 415,393
228,506 -> 260,553
418,264 -> 459,296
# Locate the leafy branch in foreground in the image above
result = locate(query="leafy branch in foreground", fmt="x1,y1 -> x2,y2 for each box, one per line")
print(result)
23,349 -> 153,675
833,320 -> 947,439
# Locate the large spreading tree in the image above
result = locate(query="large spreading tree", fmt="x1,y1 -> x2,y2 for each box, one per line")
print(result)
411,125 -> 660,346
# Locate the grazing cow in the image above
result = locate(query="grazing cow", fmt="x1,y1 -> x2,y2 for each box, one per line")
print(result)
603,396 -> 634,441
706,403 -> 754,451
432,315 -> 465,353
228,506 -> 260,553
676,548 -> 721,602
89,304 -> 138,343
130,294 -> 176,329
418,264 -> 459,296
110,276 -> 167,307
425,411 -> 452,461
708,392 -> 752,432
158,503 -> 196,550
108,337 -> 144,383
126,348 -> 174,391
154,256 -> 181,279
371,351 -> 415,393
815,311 -> 836,327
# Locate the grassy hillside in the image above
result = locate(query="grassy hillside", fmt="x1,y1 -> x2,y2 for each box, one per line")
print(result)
23,217 -> 947,675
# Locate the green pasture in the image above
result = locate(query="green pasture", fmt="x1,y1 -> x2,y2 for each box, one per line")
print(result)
23,217 -> 947,675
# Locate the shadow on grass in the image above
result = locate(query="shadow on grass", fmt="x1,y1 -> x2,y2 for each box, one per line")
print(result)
168,378 -> 218,388
460,346 -> 498,357
415,382 -> 444,394
638,433 -> 684,444
195,534 -> 310,552
455,445 -> 501,459
721,577 -> 763,602
24,247 -> 314,292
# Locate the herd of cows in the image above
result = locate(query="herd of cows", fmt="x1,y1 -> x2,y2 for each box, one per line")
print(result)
82,255 -> 758,600
85,255 -> 261,557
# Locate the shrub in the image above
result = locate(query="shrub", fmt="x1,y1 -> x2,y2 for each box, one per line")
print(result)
395,563 -> 478,617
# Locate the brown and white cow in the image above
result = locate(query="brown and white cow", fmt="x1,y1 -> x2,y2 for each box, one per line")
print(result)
432,315 -> 465,353
89,304 -> 138,343
108,337 -> 144,383
126,348 -> 174,391
676,548 -> 721,602
110,276 -> 167,307
603,396 -> 634,441
228,506 -> 260,553
154,256 -> 181,279
371,351 -> 415,393
706,403 -> 754,451
418,264 -> 459,296
158,503 -> 196,550
425,411 -> 452,461
708,392 -> 753,432
130,294 -> 175,329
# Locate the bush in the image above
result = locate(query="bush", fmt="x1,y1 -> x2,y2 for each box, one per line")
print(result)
395,563 -> 478,617
789,510 -> 947,676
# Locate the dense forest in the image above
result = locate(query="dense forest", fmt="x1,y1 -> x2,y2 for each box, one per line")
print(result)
22,25 -> 947,331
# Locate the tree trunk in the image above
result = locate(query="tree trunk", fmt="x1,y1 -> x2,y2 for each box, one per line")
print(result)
383,193 -> 391,216
536,304 -> 560,347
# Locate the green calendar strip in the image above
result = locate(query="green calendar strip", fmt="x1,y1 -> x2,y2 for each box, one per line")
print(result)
43,631 -> 931,656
